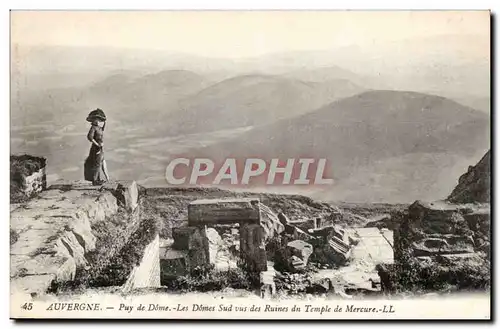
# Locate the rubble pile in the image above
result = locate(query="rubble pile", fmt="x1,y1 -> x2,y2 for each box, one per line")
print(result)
159,195 -> 395,298
392,150 -> 491,292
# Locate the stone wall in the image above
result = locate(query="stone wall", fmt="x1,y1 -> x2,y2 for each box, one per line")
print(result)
161,198 -> 275,278
22,167 -> 47,197
10,180 -> 141,297
10,155 -> 47,202
188,198 -> 261,226
394,200 -> 487,262
122,235 -> 161,293
391,153 -> 491,292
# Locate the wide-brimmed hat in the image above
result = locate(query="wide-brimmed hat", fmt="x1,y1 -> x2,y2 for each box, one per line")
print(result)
86,108 -> 107,122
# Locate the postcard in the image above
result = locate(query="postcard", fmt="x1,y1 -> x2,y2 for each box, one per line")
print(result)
10,10 -> 491,320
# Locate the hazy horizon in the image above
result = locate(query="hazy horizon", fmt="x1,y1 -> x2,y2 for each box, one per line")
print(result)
11,11 -> 489,59
9,11 -> 491,203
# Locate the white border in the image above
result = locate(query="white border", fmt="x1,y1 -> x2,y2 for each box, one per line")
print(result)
2,1 -> 498,328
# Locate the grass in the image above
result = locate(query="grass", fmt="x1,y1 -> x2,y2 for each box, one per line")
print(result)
10,155 -> 46,176
391,235 -> 490,294
51,201 -> 160,292
142,186 -> 379,242
161,265 -> 259,293
86,215 -> 160,287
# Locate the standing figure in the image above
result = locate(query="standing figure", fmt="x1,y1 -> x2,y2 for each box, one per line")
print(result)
84,108 -> 110,185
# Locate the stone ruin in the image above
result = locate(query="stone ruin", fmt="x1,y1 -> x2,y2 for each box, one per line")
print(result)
10,178 -> 159,297
397,150 -> 491,264
388,150 -> 491,292
160,197 -> 365,297
161,198 -> 271,277
396,200 -> 484,262
10,155 -> 47,201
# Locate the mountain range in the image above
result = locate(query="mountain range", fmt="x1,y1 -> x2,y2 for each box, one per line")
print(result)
10,35 -> 491,202
162,74 -> 364,135
187,90 -> 490,203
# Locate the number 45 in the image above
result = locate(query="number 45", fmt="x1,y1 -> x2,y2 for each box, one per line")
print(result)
21,303 -> 32,310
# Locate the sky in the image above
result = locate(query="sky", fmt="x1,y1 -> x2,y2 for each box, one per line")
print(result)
10,10 -> 490,58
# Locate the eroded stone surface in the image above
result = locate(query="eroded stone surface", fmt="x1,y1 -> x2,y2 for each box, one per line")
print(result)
10,180 -> 137,296
170,225 -> 210,269
240,223 -> 267,272
286,240 -> 313,270
260,204 -> 285,242
188,198 -> 261,226
398,200 -> 490,260
116,180 -> 139,212
309,225 -> 355,266
10,274 -> 56,298
309,227 -> 394,294
448,150 -> 490,204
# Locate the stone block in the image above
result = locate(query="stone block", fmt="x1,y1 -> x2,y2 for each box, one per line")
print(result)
171,226 -> 210,269
260,204 -> 285,241
22,167 -> 47,197
189,227 -> 210,269
290,255 -> 306,271
289,219 -> 315,232
115,181 -> 139,212
287,240 -> 313,265
412,235 -> 474,257
286,224 -> 314,241
10,274 -> 56,298
188,198 -> 260,226
311,235 -> 352,267
122,235 -> 160,293
408,201 -> 470,235
172,227 -> 199,250
277,212 -> 290,225
9,180 -> 133,297
10,254 -> 76,282
239,223 -> 267,272
331,225 -> 350,245
311,277 -> 333,293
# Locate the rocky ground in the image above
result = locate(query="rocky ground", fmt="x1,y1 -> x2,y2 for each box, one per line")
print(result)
148,149 -> 491,299
10,149 -> 490,300
147,187 -> 404,298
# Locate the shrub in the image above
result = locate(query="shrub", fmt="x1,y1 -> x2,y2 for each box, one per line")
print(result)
162,267 -> 258,293
52,205 -> 160,292
10,155 -> 46,176
392,248 -> 490,293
